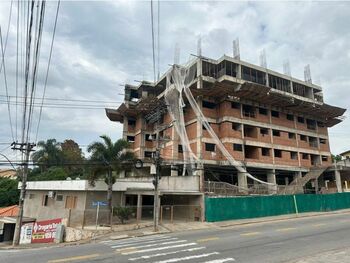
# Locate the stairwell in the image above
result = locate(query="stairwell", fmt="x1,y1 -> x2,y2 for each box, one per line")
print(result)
280,167 -> 327,195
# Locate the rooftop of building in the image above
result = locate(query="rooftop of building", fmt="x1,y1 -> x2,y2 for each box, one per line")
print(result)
0,205 -> 18,217
106,55 -> 346,127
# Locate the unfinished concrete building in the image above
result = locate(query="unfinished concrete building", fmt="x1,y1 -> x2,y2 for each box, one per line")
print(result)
106,55 -> 346,196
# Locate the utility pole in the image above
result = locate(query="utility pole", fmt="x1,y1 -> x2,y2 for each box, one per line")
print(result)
152,105 -> 161,232
12,142 -> 35,246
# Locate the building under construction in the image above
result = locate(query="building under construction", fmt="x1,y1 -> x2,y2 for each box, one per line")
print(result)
106,55 -> 346,197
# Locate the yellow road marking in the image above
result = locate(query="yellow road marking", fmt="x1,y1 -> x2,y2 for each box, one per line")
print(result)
276,227 -> 297,232
47,254 -> 100,263
197,237 -> 219,243
240,232 -> 261,237
313,223 -> 326,227
116,247 -> 137,253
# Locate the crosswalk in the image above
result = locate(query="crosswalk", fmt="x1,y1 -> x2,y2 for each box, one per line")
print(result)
101,234 -> 235,263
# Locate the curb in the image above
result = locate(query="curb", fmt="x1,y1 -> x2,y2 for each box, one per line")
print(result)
216,209 -> 350,228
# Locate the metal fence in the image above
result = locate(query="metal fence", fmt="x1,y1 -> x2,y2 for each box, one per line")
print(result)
160,205 -> 201,223
67,205 -> 202,228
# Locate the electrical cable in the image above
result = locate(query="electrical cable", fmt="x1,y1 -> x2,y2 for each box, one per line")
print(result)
0,26 -> 15,142
150,0 -> 156,82
35,0 -> 60,142
0,0 -> 14,74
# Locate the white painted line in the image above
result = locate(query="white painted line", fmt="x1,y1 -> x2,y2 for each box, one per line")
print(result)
105,235 -> 171,245
111,238 -> 178,248
115,240 -> 187,250
203,258 -> 236,263
122,242 -> 198,255
128,247 -> 206,261
153,252 -> 220,263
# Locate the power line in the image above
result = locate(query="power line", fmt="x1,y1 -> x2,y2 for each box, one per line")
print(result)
0,26 -> 15,142
0,0 -> 14,74
0,100 -> 120,109
0,95 -> 122,104
150,0 -> 156,82
27,0 -> 46,143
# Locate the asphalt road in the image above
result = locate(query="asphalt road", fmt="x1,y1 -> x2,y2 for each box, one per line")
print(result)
2,212 -> 350,263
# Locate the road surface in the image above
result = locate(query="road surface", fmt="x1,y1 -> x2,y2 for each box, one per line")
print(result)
2,212 -> 350,263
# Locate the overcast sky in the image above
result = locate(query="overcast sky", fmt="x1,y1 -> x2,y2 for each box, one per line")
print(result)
0,0 -> 349,163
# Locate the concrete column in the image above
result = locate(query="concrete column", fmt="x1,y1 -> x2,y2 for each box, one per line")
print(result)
171,165 -> 178,177
136,194 -> 142,221
335,169 -> 343,193
238,172 -> 248,194
123,117 -> 128,139
197,165 -> 205,193
267,170 -> 277,194
285,177 -> 289,186
293,171 -> 302,182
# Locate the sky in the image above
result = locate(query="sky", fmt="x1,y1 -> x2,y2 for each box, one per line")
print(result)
0,0 -> 349,164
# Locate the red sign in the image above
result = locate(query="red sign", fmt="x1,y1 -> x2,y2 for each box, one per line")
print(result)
31,218 -> 62,243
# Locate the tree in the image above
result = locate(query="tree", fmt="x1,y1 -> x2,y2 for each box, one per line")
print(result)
28,167 -> 68,181
0,177 -> 19,207
31,139 -> 63,172
332,154 -> 342,163
87,135 -> 134,224
61,139 -> 85,178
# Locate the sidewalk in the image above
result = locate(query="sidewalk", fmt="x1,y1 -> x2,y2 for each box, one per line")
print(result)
290,247 -> 350,263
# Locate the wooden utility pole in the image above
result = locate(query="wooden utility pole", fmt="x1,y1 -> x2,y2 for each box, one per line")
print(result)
12,142 -> 35,246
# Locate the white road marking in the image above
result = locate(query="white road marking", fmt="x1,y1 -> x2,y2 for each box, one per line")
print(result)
153,252 -> 220,263
128,247 -> 206,261
111,238 -> 178,248
115,240 -> 186,250
103,235 -> 171,245
203,258 -> 236,263
121,242 -> 198,255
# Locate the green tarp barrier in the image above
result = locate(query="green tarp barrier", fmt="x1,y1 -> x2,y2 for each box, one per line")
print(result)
205,193 -> 350,222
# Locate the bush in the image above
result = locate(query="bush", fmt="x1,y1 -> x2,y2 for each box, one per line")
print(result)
113,206 -> 135,224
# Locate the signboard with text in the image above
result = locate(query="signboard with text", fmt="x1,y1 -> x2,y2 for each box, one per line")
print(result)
92,201 -> 108,207
20,222 -> 34,244
31,218 -> 62,243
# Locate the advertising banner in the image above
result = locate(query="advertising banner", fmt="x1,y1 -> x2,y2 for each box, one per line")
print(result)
31,218 -> 62,243
20,222 -> 34,244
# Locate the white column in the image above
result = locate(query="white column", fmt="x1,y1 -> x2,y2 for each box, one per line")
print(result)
267,170 -> 277,194
335,169 -> 343,193
238,172 -> 248,193
171,165 -> 178,177
136,194 -> 142,221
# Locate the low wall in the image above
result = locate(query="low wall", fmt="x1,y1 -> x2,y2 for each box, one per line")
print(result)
205,193 -> 350,222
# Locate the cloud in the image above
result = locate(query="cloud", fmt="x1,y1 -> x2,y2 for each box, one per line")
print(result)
0,0 -> 349,164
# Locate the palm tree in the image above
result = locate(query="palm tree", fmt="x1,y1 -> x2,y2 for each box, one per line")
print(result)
87,135 -> 134,224
31,139 -> 63,172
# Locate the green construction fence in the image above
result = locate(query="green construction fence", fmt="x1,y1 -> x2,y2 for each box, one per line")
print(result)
205,193 -> 350,222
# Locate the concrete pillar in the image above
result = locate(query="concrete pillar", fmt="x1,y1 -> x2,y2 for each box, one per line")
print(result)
238,172 -> 248,194
285,177 -> 289,186
267,170 -> 277,194
170,165 -> 178,177
335,169 -> 343,193
136,194 -> 142,221
196,164 -> 205,193
293,171 -> 302,184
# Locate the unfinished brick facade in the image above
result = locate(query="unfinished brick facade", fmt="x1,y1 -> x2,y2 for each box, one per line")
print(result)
106,55 -> 346,190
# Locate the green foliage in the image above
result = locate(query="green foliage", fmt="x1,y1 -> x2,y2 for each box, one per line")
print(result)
31,139 -> 63,171
87,136 -> 135,186
113,206 -> 135,224
332,154 -> 342,163
28,167 -> 68,181
0,178 -> 19,207
61,139 -> 85,177
30,138 -> 86,180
